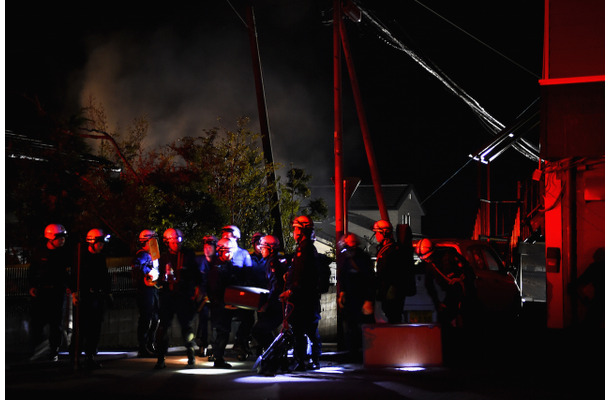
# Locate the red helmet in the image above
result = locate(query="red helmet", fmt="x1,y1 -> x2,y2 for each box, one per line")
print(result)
138,229 -> 157,244
86,228 -> 109,244
202,235 -> 218,246
163,228 -> 183,244
44,224 -> 67,240
260,235 -> 280,252
372,220 -> 393,233
292,215 -> 314,229
338,233 -> 360,251
251,232 -> 266,247
416,238 -> 434,260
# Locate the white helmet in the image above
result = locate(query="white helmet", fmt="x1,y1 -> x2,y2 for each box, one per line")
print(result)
221,225 -> 241,240
44,224 -> 67,240
86,228 -> 109,244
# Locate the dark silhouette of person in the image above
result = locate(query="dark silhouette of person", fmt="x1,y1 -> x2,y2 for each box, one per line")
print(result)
336,233 -> 376,363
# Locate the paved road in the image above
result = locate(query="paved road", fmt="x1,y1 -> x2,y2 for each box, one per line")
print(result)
5,328 -> 605,400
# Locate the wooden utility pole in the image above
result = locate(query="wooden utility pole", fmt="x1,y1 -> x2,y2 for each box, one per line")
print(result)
247,5 -> 284,246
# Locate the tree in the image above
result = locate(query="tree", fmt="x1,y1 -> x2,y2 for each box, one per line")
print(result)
279,167 -> 328,251
167,117 -> 281,249
6,99 -> 326,258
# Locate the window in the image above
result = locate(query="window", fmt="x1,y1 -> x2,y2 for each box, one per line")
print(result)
401,213 -> 411,225
481,249 -> 501,271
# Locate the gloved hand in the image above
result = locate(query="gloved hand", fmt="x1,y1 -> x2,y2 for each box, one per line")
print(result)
361,300 -> 374,315
337,291 -> 346,309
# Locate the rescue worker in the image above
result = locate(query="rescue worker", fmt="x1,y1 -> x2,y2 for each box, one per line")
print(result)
195,235 -> 218,358
201,237 -> 238,368
372,220 -> 407,324
396,224 -> 417,299
336,233 -> 376,363
280,215 -> 322,371
251,235 -> 288,356
71,229 -> 112,369
232,231 -> 267,360
28,223 -> 72,361
220,225 -> 252,267
154,228 -> 202,369
221,225 -> 254,360
416,238 -> 475,364
416,238 -> 472,327
133,229 -> 160,358
249,232 -> 268,288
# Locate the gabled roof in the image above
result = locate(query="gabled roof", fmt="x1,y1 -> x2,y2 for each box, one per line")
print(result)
350,184 -> 412,210
310,183 -> 425,221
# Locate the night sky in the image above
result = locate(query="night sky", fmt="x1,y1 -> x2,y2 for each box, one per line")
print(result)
5,0 -> 544,238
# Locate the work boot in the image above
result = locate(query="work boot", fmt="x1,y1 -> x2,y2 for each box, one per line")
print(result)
187,347 -> 195,366
213,359 -> 232,369
154,357 -> 166,369
49,349 -> 59,362
138,344 -> 155,358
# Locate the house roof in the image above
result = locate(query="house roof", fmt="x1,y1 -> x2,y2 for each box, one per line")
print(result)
310,183 -> 423,214
350,184 -> 412,210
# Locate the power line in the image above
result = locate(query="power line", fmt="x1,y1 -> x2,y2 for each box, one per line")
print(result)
357,4 -> 539,162
413,0 -> 541,79
225,0 -> 248,28
421,158 -> 474,205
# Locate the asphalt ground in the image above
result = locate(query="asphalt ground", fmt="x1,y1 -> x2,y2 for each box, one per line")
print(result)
5,326 -> 606,400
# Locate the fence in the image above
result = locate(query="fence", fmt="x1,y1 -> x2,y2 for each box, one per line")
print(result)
5,259 -> 338,355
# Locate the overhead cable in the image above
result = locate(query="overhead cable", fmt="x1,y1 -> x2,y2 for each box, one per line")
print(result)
356,4 -> 539,162
412,0 -> 541,79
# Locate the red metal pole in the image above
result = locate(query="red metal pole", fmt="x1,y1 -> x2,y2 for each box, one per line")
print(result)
334,0 -> 345,243
338,14 -> 389,222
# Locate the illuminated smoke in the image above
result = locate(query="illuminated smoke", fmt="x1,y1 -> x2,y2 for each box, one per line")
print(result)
78,6 -> 336,184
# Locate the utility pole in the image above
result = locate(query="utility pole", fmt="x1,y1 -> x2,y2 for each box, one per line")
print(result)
338,4 -> 389,222
333,0 -> 345,244
246,5 -> 284,247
